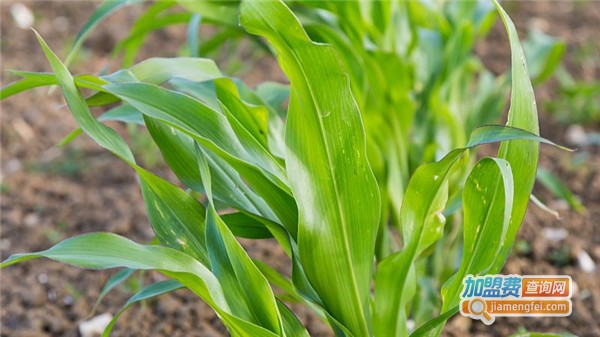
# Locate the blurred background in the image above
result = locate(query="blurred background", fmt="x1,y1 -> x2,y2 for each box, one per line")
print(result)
1,1 -> 599,337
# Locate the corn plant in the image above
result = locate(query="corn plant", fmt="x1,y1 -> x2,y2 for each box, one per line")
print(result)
2,1 -> 567,336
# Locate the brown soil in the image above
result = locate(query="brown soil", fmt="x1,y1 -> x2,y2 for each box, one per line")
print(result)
1,1 -> 598,337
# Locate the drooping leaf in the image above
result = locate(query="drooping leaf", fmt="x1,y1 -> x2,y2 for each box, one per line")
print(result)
102,279 -> 183,337
91,268 -> 136,315
0,233 -> 280,337
34,31 -> 211,266
466,125 -> 570,151
34,30 -> 135,165
1,71 -> 107,99
0,233 -> 227,308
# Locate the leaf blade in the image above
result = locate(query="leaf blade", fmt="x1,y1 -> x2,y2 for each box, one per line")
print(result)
241,1 -> 381,335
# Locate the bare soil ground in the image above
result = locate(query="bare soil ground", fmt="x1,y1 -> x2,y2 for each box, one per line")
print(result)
1,1 -> 598,337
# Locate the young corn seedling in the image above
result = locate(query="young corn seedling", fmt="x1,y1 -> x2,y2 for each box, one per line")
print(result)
1,1 -> 569,336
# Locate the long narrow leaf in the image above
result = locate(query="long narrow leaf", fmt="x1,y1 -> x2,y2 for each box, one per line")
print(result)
34,32 -> 211,265
65,0 -> 141,66
196,144 -> 285,336
102,280 -> 183,336
241,1 -> 381,336
0,233 -> 280,336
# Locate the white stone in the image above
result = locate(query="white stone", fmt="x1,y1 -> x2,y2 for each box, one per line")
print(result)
79,313 -> 113,337
541,227 -> 568,242
566,124 -> 587,146
577,250 -> 596,273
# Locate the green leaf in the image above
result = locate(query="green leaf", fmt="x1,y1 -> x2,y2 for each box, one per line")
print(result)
441,157 -> 514,310
0,233 -> 282,337
124,57 -> 222,84
0,233 -> 228,309
277,300 -> 311,337
34,30 -> 135,165
1,71 -> 108,99
144,116 -> 204,192
408,306 -> 459,337
466,125 -> 571,151
537,168 -> 584,212
112,1 -> 188,66
91,268 -> 136,316
411,1 -> 542,334
196,144 -> 284,336
215,78 -> 270,148
98,104 -> 144,125
137,169 -> 209,265
65,0 -> 142,66
523,30 -> 566,85
187,14 -> 202,57
241,1 -> 381,336
177,0 -> 239,26
103,82 -> 298,236
374,148 -> 464,337
491,0 -> 540,274
102,279 -> 183,337
58,128 -> 84,147
375,124 -> 554,335
87,57 -> 223,107
221,213 -> 273,239
34,32 -> 211,266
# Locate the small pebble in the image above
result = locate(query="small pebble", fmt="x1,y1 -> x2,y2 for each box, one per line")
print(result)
0,239 -> 11,250
63,295 -> 74,306
38,273 -> 49,284
577,250 -> 596,273
79,313 -> 113,337
6,159 -> 22,173
24,213 -> 40,227
566,124 -> 587,146
549,199 -> 570,211
542,227 -> 568,242
47,289 -> 57,302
